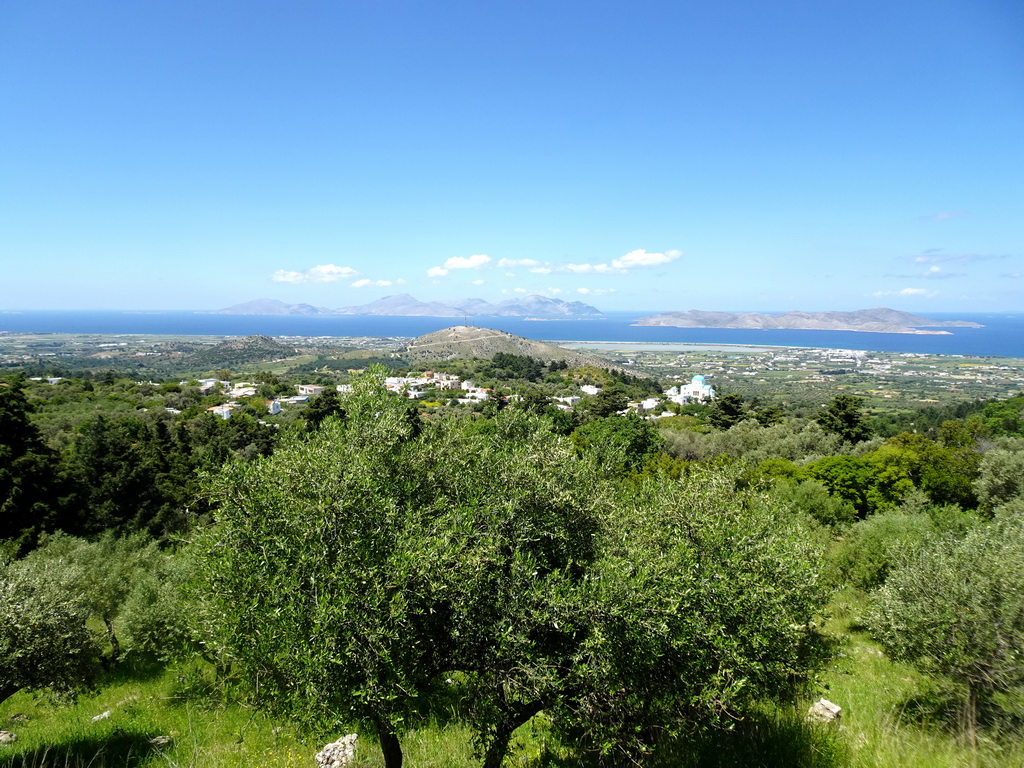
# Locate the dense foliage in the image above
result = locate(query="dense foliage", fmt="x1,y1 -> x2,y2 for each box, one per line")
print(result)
868,515 -> 1024,743
3,350 -> 1024,765
189,372 -> 830,767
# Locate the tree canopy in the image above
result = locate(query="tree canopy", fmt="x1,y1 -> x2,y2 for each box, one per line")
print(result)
190,371 -> 831,766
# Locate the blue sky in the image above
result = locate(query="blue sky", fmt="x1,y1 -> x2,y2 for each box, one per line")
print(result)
1,0 -> 1021,312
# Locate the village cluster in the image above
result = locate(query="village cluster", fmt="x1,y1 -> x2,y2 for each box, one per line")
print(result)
184,371 -> 718,420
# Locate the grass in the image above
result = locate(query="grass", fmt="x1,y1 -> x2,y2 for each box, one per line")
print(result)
3,603 -> 1024,767
821,589 -> 1024,768
0,660 -> 313,768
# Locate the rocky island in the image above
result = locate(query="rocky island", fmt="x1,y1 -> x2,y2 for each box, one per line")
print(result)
633,307 -> 983,335
209,294 -> 603,319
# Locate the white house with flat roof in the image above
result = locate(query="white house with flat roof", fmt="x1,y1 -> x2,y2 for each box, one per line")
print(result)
666,375 -> 715,405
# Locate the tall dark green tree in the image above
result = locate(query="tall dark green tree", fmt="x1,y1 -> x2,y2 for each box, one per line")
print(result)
571,414 -> 663,473
816,394 -> 872,443
302,388 -> 346,431
0,375 -> 69,550
707,392 -> 747,430
579,386 -> 628,419
63,415 -> 179,536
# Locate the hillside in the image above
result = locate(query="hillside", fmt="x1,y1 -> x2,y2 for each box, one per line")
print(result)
186,335 -> 300,368
634,307 -> 984,334
402,326 -> 618,368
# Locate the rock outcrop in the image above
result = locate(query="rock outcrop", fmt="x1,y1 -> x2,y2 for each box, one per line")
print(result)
315,734 -> 358,767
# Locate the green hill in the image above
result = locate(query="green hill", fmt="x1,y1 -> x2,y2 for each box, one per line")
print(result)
402,326 -> 614,368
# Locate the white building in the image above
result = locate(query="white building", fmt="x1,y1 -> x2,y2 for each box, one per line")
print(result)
208,404 -> 235,420
666,375 -> 715,405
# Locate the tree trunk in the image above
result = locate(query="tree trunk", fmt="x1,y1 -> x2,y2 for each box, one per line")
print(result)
0,684 -> 20,708
962,682 -> 978,750
104,616 -> 120,666
481,700 -> 545,768
375,716 -> 403,768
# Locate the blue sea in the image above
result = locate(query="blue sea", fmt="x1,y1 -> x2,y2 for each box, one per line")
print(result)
1,310 -> 1021,359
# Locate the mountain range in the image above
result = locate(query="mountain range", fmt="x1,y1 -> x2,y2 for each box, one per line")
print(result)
633,307 -> 984,335
209,294 -> 603,319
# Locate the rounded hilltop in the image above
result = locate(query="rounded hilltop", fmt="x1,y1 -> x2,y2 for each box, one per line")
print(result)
402,326 -> 615,368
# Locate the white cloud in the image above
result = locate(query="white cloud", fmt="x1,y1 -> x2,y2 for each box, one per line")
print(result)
352,279 -> 394,288
610,248 -> 682,270
472,279 -> 486,286
445,253 -> 491,269
546,287 -> 563,295
427,248 -> 681,281
577,287 -> 616,296
496,258 -> 539,268
271,264 -> 360,284
565,263 -> 616,274
427,253 -> 492,278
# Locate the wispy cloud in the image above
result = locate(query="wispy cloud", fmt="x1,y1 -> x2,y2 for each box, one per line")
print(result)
887,265 -> 966,280
873,287 -> 939,298
1001,272 -> 1022,279
352,278 -> 402,288
577,287 -> 616,296
920,211 -> 966,221
910,252 -> 1007,264
272,264 -> 360,284
458,249 -> 682,279
427,253 -> 492,277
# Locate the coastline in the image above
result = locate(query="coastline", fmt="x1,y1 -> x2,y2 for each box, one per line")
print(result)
0,311 -> 1019,359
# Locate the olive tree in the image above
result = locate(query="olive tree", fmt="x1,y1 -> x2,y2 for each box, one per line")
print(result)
0,550 -> 102,706
868,516 -> 1024,745
189,372 -> 605,768
549,468 -> 831,761
19,532 -> 161,664
191,371 -> 834,767
975,448 -> 1024,511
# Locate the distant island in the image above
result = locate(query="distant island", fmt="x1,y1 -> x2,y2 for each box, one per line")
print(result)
207,294 -> 604,319
633,308 -> 984,335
